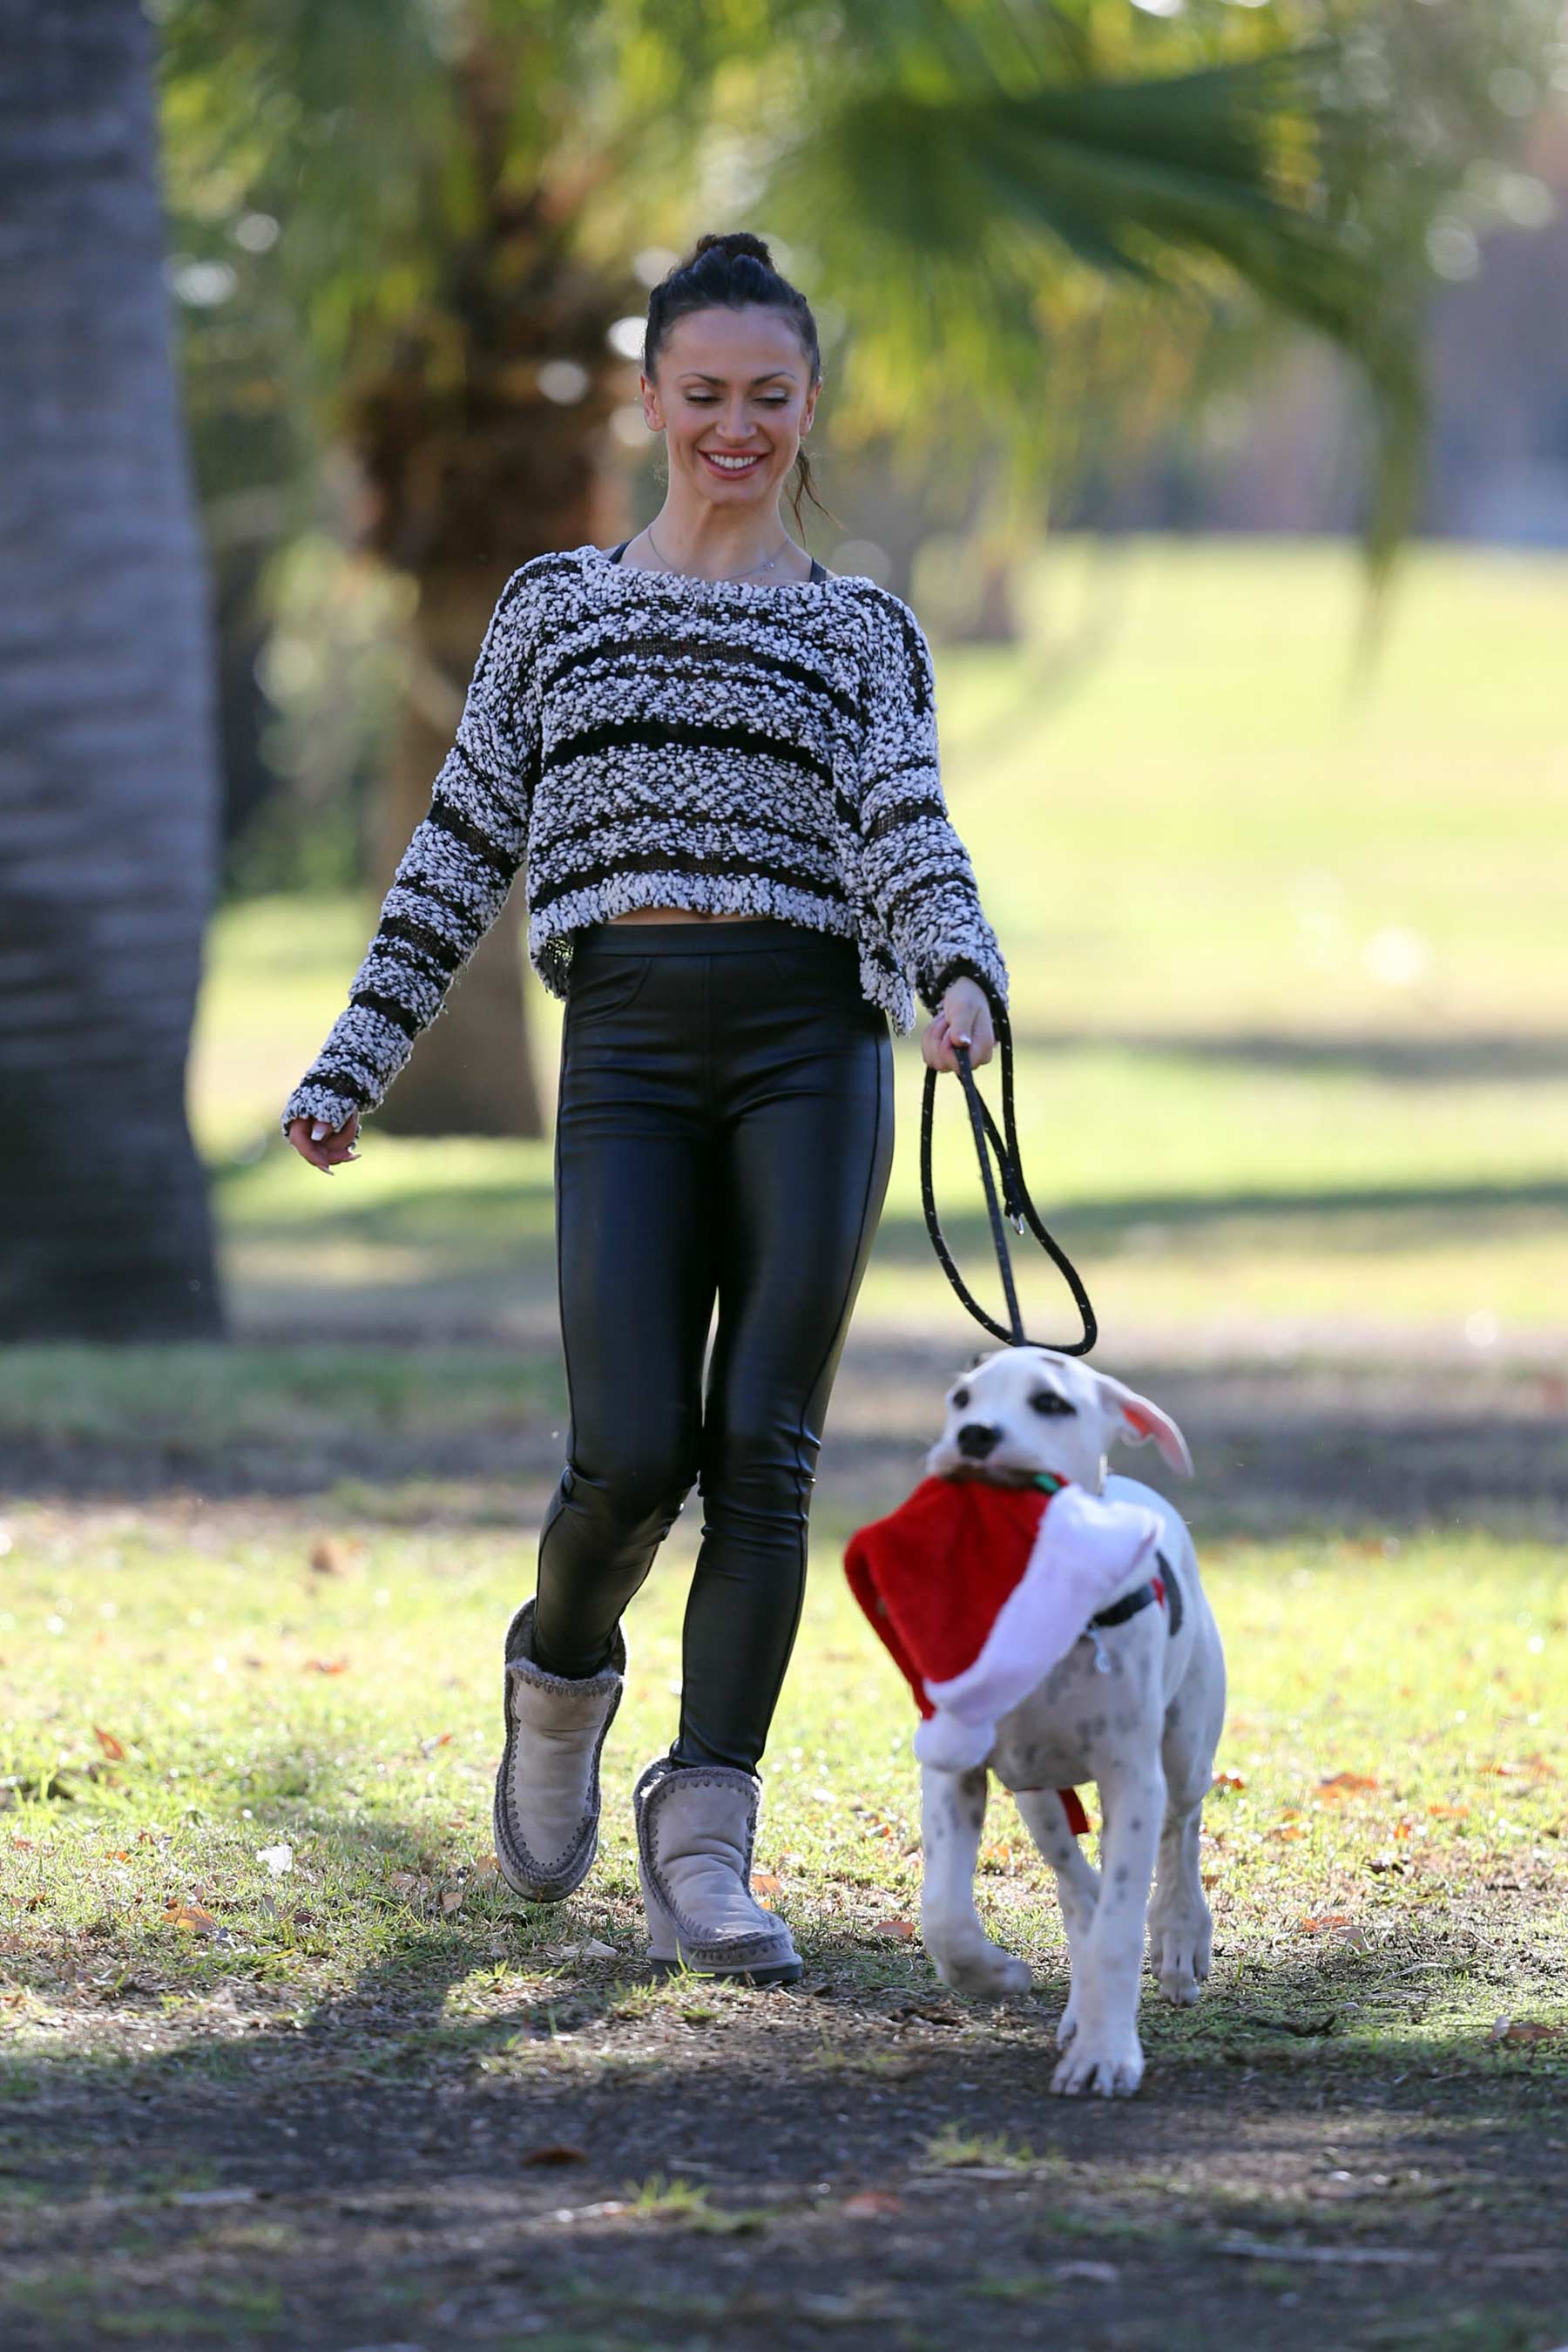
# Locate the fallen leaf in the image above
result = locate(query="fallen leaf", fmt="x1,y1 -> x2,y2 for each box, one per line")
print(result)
1212,1772 -> 1246,1791
1317,1772 -> 1378,1799
439,1885 -> 465,1915
752,1872 -> 781,1896
1299,1914 -> 1353,1933
841,2191 -> 902,2218
308,1538 -> 350,1577
870,1918 -> 917,1941
92,1727 -> 126,1761
473,1853 -> 499,1879
1427,1802 -> 1469,1819
302,1658 -> 348,1675
1490,2018 -> 1560,2045
420,1732 -> 454,1755
522,2145 -> 588,2167
172,2187 -> 256,2208
1055,2260 -> 1119,2285
165,1900 -> 220,1938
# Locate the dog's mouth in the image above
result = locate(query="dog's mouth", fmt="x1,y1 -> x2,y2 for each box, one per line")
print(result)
936,1460 -> 1043,1489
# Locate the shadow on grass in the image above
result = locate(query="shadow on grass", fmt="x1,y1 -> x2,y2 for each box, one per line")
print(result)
3,1869 -> 1566,2352
1005,1027 -> 1568,1086
3,1720 -> 1565,2335
870,1177 -> 1568,1262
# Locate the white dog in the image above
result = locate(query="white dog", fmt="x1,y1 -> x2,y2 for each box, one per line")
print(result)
917,1346 -> 1226,2098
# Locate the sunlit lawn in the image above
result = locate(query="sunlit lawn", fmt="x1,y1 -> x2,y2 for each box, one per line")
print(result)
3,1507 -> 1564,2074
191,537 -> 1568,1353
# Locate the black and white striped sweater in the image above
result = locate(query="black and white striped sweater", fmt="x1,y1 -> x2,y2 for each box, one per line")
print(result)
280,541 -> 1009,1136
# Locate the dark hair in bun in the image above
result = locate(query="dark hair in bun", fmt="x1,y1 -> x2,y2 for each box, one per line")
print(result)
643,232 -> 829,531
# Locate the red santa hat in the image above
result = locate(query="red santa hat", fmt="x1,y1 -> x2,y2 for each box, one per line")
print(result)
845,1473 -> 1163,1787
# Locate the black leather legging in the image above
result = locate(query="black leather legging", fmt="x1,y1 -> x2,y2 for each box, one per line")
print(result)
532,918 -> 896,1773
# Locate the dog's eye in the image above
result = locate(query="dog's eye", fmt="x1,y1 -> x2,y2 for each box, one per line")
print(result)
1030,1390 -> 1077,1417
952,1386 -> 970,1409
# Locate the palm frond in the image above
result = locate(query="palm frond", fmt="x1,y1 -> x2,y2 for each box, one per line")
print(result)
769,41 -> 1427,571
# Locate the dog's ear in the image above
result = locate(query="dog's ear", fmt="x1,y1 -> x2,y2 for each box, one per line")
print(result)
1094,1371 -> 1193,1477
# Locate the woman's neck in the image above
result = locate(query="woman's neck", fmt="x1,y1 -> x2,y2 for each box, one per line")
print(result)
625,503 -> 811,585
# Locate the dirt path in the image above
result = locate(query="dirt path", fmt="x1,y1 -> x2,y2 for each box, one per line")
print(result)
4,1956 -> 1566,2351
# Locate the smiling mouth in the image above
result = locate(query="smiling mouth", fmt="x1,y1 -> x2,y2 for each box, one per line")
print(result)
700,450 -> 765,476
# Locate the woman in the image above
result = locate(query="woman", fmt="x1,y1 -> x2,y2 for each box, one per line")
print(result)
282,231 -> 1009,1986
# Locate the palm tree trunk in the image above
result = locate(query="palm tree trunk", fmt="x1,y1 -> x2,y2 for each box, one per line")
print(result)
351,334 -> 628,1138
0,0 -> 224,1339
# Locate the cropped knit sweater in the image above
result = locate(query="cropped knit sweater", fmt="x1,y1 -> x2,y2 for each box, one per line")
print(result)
280,540 -> 1010,1137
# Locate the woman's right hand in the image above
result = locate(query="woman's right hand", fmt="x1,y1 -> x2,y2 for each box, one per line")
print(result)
286,1111 -> 362,1173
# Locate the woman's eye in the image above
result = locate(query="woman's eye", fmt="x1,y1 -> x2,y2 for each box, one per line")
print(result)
1030,1390 -> 1076,1416
952,1387 -> 970,1409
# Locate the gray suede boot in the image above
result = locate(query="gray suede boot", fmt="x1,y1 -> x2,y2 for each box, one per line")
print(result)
632,1754 -> 803,1985
492,1598 -> 625,1903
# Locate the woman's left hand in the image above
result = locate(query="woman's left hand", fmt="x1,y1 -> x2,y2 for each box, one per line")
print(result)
922,977 -> 995,1073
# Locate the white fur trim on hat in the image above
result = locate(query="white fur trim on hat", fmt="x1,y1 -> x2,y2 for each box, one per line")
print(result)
911,1486 -> 1161,1770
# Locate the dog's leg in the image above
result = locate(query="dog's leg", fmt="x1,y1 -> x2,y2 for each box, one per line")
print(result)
920,1762 -> 1031,1997
1047,1764 -> 1164,2099
1148,1618 -> 1226,2004
1147,1794 -> 1210,2006
1013,1788 -> 1101,2051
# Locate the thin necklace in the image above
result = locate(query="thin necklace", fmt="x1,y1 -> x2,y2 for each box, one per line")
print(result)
644,518 -> 796,582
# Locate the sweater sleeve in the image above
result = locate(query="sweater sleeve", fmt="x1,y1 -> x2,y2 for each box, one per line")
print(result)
280,570 -> 539,1138
853,588 -> 1009,1019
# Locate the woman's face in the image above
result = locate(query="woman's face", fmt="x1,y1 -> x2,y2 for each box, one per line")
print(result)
642,305 -> 818,515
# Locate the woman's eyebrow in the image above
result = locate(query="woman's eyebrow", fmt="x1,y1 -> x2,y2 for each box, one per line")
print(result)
679,370 -> 795,386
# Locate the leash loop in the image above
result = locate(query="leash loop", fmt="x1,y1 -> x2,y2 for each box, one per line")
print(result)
918,980 -> 1097,1356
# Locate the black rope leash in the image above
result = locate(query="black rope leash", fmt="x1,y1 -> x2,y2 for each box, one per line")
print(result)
918,981 -> 1097,1355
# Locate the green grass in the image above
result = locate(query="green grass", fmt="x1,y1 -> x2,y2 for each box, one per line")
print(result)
2,1505 -> 1562,2069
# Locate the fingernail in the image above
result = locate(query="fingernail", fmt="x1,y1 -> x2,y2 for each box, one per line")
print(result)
310,1121 -> 328,1141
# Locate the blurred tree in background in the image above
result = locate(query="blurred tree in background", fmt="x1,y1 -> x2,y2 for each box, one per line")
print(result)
1,0 -> 1557,1335
153,0 -> 1551,1140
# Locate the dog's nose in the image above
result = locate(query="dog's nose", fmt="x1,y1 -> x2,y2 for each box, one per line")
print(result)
956,1421 -> 1000,1460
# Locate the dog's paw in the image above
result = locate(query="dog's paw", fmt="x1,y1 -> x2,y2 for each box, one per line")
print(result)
1051,2028 -> 1145,2099
1055,1996 -> 1080,2051
927,1938 -> 1033,2000
1150,1911 -> 1213,2006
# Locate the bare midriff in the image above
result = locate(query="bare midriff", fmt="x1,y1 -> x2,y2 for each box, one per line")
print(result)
605,907 -> 777,925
